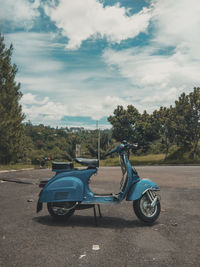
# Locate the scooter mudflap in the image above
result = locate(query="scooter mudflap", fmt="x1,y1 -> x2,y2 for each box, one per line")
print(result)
37,200 -> 43,213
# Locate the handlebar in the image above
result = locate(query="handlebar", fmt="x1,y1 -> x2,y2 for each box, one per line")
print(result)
105,141 -> 138,157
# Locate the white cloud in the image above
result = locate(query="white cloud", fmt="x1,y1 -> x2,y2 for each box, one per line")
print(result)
0,0 -> 40,29
21,93 -> 69,125
21,93 -> 49,105
102,0 -> 200,110
43,0 -> 152,49
141,87 -> 182,104
5,31 -> 133,123
103,96 -> 127,109
21,92 -> 128,126
151,0 -> 200,49
103,46 -> 200,87
5,0 -> 200,126
70,95 -> 129,121
5,32 -> 64,75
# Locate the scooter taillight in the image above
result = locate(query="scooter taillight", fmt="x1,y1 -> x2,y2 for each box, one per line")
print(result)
39,181 -> 46,188
39,179 -> 49,188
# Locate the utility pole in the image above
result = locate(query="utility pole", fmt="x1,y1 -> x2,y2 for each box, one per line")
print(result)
75,144 -> 81,158
96,121 -> 100,161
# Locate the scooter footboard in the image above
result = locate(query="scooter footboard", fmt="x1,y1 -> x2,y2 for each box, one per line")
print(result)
126,179 -> 159,201
38,176 -> 84,203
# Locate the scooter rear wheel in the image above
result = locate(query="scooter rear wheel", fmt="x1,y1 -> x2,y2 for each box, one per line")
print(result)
47,202 -> 75,219
133,192 -> 160,223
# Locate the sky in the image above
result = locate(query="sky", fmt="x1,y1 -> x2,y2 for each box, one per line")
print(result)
0,0 -> 200,129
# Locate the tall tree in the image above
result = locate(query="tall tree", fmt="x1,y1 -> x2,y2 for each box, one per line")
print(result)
174,88 -> 200,159
153,106 -> 175,158
135,110 -> 160,152
108,105 -> 140,143
108,105 -> 158,151
0,33 -> 25,164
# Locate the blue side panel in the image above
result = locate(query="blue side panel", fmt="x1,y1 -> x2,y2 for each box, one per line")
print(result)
126,179 -> 159,201
51,168 -> 97,183
39,176 -> 84,203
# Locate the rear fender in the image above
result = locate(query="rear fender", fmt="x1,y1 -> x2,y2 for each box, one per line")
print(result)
126,179 -> 159,201
38,176 -> 84,203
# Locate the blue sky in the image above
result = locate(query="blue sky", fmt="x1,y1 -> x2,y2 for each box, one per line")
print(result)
0,0 -> 200,129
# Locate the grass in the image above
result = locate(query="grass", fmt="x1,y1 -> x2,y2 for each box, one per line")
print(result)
0,153 -> 199,170
130,154 -> 166,165
100,153 -> 200,166
100,154 -> 165,166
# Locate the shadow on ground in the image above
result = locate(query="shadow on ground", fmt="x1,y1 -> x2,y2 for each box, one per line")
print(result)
33,214 -> 157,229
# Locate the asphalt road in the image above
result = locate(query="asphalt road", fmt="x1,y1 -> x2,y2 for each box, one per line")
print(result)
0,166 -> 200,267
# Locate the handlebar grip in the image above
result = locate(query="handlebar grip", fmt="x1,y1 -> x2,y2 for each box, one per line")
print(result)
105,149 -> 115,157
105,145 -> 123,157
130,143 -> 138,148
105,142 -> 137,158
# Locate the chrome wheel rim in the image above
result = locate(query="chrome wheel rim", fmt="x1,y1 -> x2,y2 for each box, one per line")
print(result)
140,194 -> 158,218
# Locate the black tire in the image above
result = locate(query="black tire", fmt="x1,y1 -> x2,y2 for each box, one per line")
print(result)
133,192 -> 161,223
47,202 -> 75,220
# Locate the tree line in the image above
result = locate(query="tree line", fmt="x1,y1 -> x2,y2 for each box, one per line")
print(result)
0,33 -> 199,164
108,87 -> 200,160
23,123 -> 113,165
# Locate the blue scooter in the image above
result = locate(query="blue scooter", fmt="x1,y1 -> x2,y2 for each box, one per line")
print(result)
37,141 -> 161,224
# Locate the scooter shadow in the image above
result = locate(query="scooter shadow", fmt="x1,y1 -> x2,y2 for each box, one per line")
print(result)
33,214 -> 157,228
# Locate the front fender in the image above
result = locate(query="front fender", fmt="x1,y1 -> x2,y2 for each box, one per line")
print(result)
126,179 -> 159,201
39,176 -> 84,203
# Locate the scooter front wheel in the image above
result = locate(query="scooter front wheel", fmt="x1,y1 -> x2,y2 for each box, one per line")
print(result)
47,202 -> 76,219
133,192 -> 160,223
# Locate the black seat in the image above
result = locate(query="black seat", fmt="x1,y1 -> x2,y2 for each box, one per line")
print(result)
75,158 -> 99,168
52,161 -> 74,170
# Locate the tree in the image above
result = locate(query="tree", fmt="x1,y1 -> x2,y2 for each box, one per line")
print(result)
0,34 -> 25,164
135,110 -> 160,152
108,105 -> 159,151
153,106 -> 175,158
174,88 -> 200,159
108,105 -> 140,143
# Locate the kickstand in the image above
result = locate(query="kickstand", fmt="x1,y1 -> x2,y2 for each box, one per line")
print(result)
97,204 -> 102,218
93,204 -> 102,226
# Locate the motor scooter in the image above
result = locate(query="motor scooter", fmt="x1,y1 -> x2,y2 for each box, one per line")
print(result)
37,141 -> 161,224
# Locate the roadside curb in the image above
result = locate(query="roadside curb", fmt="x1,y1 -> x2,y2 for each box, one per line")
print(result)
0,177 -> 37,185
0,168 -> 34,173
0,168 -> 37,185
